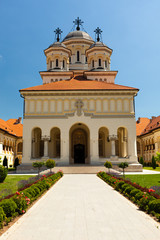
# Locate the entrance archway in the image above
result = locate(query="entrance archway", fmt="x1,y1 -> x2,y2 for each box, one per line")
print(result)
69,123 -> 90,164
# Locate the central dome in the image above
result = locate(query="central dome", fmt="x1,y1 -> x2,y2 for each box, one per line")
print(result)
63,30 -> 94,42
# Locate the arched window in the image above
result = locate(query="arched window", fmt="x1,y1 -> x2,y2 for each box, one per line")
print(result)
116,127 -> 128,157
69,57 -> 71,63
63,60 -> 65,68
105,60 -> 107,68
32,128 -> 44,158
50,61 -> 52,69
77,51 -> 80,62
98,127 -> 110,158
98,58 -> 102,66
92,60 -> 94,68
56,59 -> 58,67
49,128 -> 61,158
86,57 -> 87,63
17,142 -> 23,153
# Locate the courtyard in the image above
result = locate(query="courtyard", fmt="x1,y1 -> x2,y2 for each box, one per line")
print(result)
1,174 -> 160,240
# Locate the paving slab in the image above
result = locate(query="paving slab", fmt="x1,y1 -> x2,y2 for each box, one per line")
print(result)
1,174 -> 160,240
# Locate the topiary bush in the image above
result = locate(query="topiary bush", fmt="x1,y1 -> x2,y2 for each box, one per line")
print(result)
104,161 -> 112,173
0,199 -> 17,217
152,156 -> 156,169
14,157 -> 20,170
118,162 -> 128,179
139,156 -> 144,167
45,159 -> 55,173
32,161 -> 44,176
0,165 -> 8,183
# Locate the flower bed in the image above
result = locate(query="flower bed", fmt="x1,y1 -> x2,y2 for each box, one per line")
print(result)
0,170 -> 63,229
97,171 -> 160,222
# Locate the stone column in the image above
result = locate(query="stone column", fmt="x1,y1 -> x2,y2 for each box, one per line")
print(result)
60,128 -> 69,164
109,135 -> 118,161
42,135 -> 50,158
90,130 -> 99,164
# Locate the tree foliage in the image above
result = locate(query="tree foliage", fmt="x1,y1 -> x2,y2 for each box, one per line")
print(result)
45,159 -> 56,173
151,155 -> 156,169
118,162 -> 128,179
104,161 -> 112,173
32,161 -> 44,176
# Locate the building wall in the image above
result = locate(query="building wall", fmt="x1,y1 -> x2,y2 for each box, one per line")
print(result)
22,114 -> 137,165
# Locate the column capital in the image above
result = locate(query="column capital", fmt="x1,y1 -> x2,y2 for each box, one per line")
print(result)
109,134 -> 118,141
41,135 -> 50,141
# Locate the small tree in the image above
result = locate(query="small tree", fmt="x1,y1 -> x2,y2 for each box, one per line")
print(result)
139,156 -> 144,167
104,161 -> 112,173
32,161 -> 44,177
151,155 -> 156,169
118,162 -> 128,179
45,159 -> 56,173
3,156 -> 8,168
14,157 -> 20,171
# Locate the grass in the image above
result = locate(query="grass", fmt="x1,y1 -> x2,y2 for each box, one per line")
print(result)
0,175 -> 36,199
125,174 -> 160,188
143,167 -> 160,172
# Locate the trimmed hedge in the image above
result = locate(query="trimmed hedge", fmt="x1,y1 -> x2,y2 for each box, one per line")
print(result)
0,171 -> 63,229
97,171 -> 160,222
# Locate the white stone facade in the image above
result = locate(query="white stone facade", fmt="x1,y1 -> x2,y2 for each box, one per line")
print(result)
20,19 -> 140,168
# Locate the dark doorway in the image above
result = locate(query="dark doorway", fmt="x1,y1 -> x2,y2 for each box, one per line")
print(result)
74,144 -> 85,164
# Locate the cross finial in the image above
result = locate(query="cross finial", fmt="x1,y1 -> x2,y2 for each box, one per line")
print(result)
54,27 -> 63,42
73,17 -> 84,31
94,27 -> 103,42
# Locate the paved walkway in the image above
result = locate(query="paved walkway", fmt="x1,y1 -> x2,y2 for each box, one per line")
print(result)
1,174 -> 160,240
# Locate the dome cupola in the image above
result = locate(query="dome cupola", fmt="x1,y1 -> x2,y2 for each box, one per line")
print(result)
86,27 -> 112,71
44,28 -> 71,71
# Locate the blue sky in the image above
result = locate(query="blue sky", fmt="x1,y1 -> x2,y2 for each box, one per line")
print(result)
0,0 -> 160,121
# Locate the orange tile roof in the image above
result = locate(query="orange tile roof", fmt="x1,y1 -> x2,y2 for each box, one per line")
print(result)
20,76 -> 138,92
140,116 -> 160,135
136,118 -> 150,136
0,118 -> 23,137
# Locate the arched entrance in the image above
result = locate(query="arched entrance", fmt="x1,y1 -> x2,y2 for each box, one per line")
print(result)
69,123 -> 90,164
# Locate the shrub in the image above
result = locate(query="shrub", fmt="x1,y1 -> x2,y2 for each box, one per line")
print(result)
151,156 -> 156,169
124,186 -> 134,196
104,161 -> 112,173
130,189 -> 140,197
12,192 -> 30,214
32,161 -> 44,176
3,156 -> 8,168
118,162 -> 128,179
134,192 -> 144,202
0,165 -> 8,183
149,199 -> 160,214
0,199 -> 17,217
0,207 -> 6,228
139,156 -> 144,167
45,159 -> 55,173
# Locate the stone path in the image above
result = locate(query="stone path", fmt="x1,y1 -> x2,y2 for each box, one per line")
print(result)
1,174 -> 160,240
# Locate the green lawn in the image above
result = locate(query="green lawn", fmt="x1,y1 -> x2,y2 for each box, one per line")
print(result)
0,175 -> 36,199
125,174 -> 160,188
143,167 -> 160,172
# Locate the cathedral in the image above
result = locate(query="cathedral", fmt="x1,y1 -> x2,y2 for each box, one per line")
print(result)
20,18 -> 141,171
